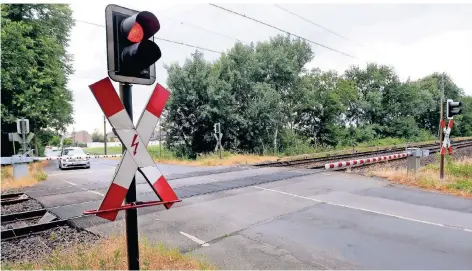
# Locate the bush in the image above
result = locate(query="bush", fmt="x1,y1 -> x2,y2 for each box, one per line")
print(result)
278,129 -> 314,156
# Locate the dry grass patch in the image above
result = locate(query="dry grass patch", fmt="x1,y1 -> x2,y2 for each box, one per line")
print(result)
3,235 -> 214,270
154,153 -> 279,166
1,161 -> 48,191
367,157 -> 472,198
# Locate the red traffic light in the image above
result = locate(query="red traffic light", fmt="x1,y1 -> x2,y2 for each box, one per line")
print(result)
121,11 -> 160,42
127,23 -> 143,42
105,5 -> 161,85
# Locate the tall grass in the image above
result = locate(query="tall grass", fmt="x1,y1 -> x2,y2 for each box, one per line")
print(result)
3,235 -> 214,270
1,161 -> 48,191
368,157 -> 472,198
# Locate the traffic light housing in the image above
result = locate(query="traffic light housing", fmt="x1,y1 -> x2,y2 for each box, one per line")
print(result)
105,5 -> 161,85
446,99 -> 462,119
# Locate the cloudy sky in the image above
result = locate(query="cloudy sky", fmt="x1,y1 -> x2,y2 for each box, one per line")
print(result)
67,0 -> 472,135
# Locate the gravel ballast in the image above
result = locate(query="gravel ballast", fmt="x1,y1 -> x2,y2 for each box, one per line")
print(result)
1,188 -> 26,195
1,199 -> 43,215
1,218 -> 41,231
1,225 -> 100,264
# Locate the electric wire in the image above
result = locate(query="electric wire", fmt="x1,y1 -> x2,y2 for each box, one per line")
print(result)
273,4 -> 360,46
75,19 -> 223,54
208,3 -> 355,58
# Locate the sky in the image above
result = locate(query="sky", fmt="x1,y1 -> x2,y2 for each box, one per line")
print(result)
66,0 -> 472,135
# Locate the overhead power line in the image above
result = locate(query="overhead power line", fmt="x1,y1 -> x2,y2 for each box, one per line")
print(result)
208,3 -> 355,59
274,4 -> 358,45
75,19 -> 223,54
155,37 -> 223,54
161,16 -> 247,43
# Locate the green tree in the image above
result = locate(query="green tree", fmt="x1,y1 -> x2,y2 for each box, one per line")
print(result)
164,51 -> 213,158
63,138 -> 72,146
344,63 -> 400,127
91,130 -> 104,142
452,95 -> 472,137
296,69 -> 355,147
1,4 -> 75,155
210,42 -> 258,151
413,73 -> 464,136
245,83 -> 283,154
253,35 -> 313,130
48,135 -> 61,146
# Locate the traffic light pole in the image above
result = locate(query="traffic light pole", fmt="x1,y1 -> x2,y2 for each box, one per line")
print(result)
119,82 -> 140,270
439,76 -> 445,179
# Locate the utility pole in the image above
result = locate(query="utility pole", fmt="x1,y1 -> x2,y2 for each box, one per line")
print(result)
439,75 -> 445,179
104,115 -> 108,155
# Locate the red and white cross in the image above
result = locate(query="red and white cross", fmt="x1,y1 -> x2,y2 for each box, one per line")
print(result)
440,119 -> 454,155
88,77 -> 179,221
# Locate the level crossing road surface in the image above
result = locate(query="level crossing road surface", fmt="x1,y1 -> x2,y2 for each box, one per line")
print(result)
27,158 -> 472,269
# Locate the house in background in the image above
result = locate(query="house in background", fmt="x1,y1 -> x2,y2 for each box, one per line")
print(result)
106,131 -> 120,142
70,130 -> 92,143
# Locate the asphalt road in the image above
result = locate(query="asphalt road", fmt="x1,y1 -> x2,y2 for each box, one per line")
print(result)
27,158 -> 472,269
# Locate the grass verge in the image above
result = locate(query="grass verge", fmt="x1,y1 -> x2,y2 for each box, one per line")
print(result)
84,146 -> 279,166
1,161 -> 48,191
367,157 -> 472,198
3,234 -> 214,270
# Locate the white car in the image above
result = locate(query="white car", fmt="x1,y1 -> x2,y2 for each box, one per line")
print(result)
45,147 -> 60,157
58,147 -> 90,170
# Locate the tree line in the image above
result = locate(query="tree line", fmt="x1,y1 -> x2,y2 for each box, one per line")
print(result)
163,35 -> 472,158
2,5 -> 471,158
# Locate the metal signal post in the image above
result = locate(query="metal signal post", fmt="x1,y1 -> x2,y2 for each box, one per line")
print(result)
120,83 -> 140,270
439,75 -> 462,180
439,76 -> 445,179
104,5 -> 167,270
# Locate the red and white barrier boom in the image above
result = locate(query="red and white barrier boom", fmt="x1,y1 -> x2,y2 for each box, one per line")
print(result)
35,154 -> 122,160
325,152 -> 409,170
83,78 -> 180,221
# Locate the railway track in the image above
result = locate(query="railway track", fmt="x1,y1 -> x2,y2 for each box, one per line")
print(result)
254,139 -> 472,169
1,193 -> 30,205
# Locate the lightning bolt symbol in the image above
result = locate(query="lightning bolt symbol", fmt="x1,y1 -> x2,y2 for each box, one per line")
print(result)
131,134 -> 139,156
